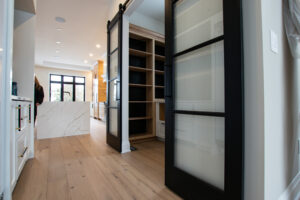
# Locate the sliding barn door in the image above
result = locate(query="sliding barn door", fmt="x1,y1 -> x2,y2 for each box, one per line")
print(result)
165,0 -> 243,199
106,8 -> 123,152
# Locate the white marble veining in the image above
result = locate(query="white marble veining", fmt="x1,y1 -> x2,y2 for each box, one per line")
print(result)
37,102 -> 90,139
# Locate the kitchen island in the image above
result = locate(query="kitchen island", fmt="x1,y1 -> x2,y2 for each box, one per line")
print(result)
36,102 -> 90,139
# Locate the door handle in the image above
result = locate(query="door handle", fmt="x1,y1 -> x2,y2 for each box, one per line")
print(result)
28,104 -> 31,123
19,147 -> 28,158
165,65 -> 172,97
17,105 -> 21,131
116,80 -> 120,101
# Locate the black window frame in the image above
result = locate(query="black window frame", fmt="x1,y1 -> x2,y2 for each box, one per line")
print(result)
49,74 -> 86,102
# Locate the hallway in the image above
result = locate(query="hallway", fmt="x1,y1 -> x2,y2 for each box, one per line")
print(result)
12,119 -> 180,200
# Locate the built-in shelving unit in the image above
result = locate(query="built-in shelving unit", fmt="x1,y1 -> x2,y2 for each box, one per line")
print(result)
155,41 -> 165,100
129,24 -> 165,143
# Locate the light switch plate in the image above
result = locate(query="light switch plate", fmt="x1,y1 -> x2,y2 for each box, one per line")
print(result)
270,30 -> 279,54
298,138 -> 300,155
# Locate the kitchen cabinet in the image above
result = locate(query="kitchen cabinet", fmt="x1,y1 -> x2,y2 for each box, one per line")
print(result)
10,96 -> 33,191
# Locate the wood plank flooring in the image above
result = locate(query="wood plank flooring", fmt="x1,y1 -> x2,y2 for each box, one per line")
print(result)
12,119 -> 181,200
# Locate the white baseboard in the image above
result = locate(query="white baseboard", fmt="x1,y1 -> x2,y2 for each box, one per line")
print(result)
156,137 -> 165,142
121,140 -> 131,154
279,172 -> 300,200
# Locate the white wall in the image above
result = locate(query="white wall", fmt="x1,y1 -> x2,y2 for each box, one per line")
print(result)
0,1 -> 15,200
109,0 -> 125,20
34,65 -> 93,102
121,14 -> 130,153
243,0 -> 265,199
12,10 -> 35,100
0,0 -> 5,196
130,12 -> 164,35
261,0 -> 297,199
243,0 -> 298,199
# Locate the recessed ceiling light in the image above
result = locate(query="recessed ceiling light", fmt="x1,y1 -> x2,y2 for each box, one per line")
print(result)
56,41 -> 61,44
56,28 -> 63,31
96,44 -> 101,48
84,60 -> 88,64
56,50 -> 60,53
55,17 -> 66,23
89,53 -> 94,57
0,48 -> 3,52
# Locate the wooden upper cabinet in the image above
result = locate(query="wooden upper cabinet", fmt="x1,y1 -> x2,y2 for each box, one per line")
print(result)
93,60 -> 106,102
96,60 -> 107,102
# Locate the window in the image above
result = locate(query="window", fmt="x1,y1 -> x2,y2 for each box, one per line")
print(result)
50,74 -> 85,102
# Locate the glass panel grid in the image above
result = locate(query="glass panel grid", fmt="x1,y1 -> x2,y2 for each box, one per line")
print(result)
109,108 -> 118,136
75,77 -> 85,83
173,0 -> 226,192
51,75 -> 62,82
110,24 -> 119,52
63,84 -> 73,102
174,114 -> 225,190
50,83 -> 61,102
109,50 -> 118,80
63,76 -> 73,82
75,85 -> 84,101
49,74 -> 85,102
175,41 -> 224,113
109,80 -> 118,107
174,0 -> 223,54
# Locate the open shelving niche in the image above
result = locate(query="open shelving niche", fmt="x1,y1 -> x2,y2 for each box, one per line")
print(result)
128,24 -> 165,142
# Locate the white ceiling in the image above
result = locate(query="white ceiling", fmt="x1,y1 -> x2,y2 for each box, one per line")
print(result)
135,0 -> 164,23
35,0 -> 111,70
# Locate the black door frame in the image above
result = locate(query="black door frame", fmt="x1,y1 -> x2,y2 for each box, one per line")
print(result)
165,0 -> 244,199
106,4 -> 124,152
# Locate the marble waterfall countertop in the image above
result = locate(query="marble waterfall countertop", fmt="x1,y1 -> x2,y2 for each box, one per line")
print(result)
36,102 -> 90,139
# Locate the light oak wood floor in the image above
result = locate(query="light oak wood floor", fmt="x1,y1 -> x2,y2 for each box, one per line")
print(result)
12,119 -> 181,200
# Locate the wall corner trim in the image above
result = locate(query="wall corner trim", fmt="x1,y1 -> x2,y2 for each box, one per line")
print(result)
278,172 -> 300,200
121,140 -> 131,154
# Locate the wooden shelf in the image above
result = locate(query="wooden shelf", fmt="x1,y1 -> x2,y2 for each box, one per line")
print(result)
129,132 -> 155,140
155,99 -> 165,103
129,116 -> 152,120
129,83 -> 152,87
155,70 -> 164,75
130,48 -> 152,57
129,101 -> 153,103
155,40 -> 165,46
129,66 -> 152,72
155,54 -> 165,61
129,24 -> 165,142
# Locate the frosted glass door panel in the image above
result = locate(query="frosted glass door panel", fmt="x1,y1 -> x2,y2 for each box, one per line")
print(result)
110,50 -> 118,79
110,25 -> 118,52
109,80 -> 118,107
109,108 -> 118,136
174,114 -> 225,190
175,0 -> 223,53
175,41 -> 224,112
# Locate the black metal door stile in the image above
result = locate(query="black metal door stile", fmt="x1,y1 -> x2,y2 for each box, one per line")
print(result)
165,0 -> 244,199
106,4 -> 124,152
